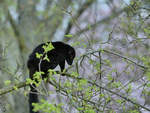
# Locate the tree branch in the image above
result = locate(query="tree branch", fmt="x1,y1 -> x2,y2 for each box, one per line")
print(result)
78,49 -> 147,70
64,0 -> 96,41
73,7 -> 128,37
56,72 -> 150,112
7,10 -> 26,52
0,81 -> 28,95
0,70 -> 149,111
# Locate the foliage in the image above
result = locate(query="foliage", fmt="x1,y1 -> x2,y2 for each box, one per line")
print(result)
32,99 -> 63,113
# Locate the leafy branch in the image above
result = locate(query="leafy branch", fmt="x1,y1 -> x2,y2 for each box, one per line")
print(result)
0,71 -> 150,111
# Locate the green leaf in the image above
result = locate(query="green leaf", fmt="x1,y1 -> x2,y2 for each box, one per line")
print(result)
36,53 -> 43,59
13,86 -> 18,90
64,34 -> 73,38
112,82 -> 122,88
106,96 -> 111,103
116,99 -> 123,104
107,74 -> 113,81
87,24 -> 91,30
32,71 -> 44,87
146,83 -> 150,87
42,42 -> 54,53
43,54 -> 50,62
79,79 -> 87,86
4,80 -> 11,86
71,71 -> 79,77
64,80 -> 72,87
125,84 -> 132,93
48,69 -> 56,76
26,78 -> 33,84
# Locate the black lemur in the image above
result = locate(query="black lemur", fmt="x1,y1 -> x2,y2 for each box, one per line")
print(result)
27,41 -> 75,113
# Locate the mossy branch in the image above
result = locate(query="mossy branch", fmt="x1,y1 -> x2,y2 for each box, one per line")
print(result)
0,81 -> 28,95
